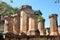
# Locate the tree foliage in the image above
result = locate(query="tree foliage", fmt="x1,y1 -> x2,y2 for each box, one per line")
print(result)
0,2 -> 20,16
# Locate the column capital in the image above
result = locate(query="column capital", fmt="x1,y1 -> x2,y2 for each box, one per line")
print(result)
38,19 -> 45,22
49,14 -> 58,18
20,5 -> 32,11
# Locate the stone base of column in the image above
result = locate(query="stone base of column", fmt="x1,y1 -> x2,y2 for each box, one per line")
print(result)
39,30 -> 45,36
13,32 -> 19,35
19,31 -> 27,36
40,32 -> 45,36
50,32 -> 58,36
27,29 -> 40,36
19,33 -> 21,35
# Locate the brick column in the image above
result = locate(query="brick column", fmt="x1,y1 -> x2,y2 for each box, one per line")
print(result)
28,14 -> 39,35
4,16 -> 13,33
38,19 -> 45,35
12,14 -> 20,35
20,5 -> 32,34
49,14 -> 58,36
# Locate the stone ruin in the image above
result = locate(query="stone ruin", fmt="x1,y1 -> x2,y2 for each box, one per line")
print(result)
0,5 -> 60,36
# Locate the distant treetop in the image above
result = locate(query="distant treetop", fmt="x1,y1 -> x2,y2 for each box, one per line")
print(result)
0,2 -> 20,16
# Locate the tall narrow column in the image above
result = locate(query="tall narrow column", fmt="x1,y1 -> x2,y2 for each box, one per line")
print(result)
13,14 -> 20,35
28,14 -> 39,35
38,19 -> 45,35
20,5 -> 32,34
4,16 -> 13,33
49,14 -> 58,36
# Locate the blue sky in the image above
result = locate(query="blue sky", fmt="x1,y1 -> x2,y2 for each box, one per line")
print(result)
2,0 -> 60,28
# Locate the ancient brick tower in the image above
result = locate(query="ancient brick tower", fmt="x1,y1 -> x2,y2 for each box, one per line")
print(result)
20,5 -> 32,34
49,14 -> 58,36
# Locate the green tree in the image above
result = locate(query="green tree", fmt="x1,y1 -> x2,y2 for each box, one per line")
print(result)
0,2 -> 20,16
0,2 -> 12,15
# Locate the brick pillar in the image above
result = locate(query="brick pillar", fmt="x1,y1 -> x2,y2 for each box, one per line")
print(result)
20,5 -> 32,34
38,19 -> 45,35
28,14 -> 39,35
12,14 -> 20,35
49,14 -> 58,36
4,16 -> 13,33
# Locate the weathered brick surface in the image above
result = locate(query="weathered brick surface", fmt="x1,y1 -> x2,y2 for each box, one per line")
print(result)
49,14 -> 58,36
38,19 -> 45,35
20,5 -> 32,34
28,14 -> 39,35
20,11 -> 28,34
13,14 -> 20,35
4,16 -> 13,33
